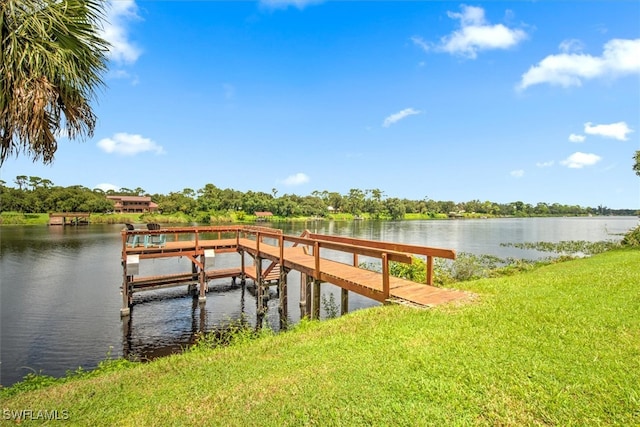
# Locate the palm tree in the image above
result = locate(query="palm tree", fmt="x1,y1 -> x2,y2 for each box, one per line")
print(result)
634,150 -> 640,178
1,0 -> 109,165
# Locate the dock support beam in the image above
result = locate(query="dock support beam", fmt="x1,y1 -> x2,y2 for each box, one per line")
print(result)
188,261 -> 198,296
240,249 -> 246,285
341,288 -> 349,316
120,280 -> 131,317
312,279 -> 321,320
120,259 -> 133,317
299,273 -> 309,319
279,268 -> 288,329
256,257 -> 267,316
198,254 -> 206,304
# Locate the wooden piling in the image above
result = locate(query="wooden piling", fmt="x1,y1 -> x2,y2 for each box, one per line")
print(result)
279,268 -> 288,329
305,275 -> 312,318
256,256 -> 265,315
240,249 -> 246,285
198,254 -> 206,304
312,279 -> 321,320
341,288 -> 349,316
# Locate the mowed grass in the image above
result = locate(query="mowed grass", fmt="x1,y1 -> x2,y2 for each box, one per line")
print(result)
2,250 -> 639,426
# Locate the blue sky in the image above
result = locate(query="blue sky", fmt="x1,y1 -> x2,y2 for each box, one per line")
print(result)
1,1 -> 639,208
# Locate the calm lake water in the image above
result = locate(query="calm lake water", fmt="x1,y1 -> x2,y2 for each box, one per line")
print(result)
1,217 -> 637,387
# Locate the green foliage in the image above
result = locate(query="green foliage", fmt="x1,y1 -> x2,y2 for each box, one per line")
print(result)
501,240 -> 620,255
1,348 -> 137,398
321,293 -> 339,319
621,225 -> 640,247
189,319 -> 268,352
1,175 -> 635,221
380,239 -> 626,288
1,0 -> 109,165
389,256 -> 426,283
0,371 -> 59,397
449,253 -> 504,281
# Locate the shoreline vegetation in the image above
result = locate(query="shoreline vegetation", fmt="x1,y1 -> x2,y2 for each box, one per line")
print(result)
0,210 -> 637,226
1,177 -> 637,227
1,243 -> 638,425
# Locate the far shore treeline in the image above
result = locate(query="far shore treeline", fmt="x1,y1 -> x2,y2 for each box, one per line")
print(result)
0,175 -> 637,224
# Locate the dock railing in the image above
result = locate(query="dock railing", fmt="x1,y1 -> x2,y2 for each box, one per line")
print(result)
121,225 -> 457,302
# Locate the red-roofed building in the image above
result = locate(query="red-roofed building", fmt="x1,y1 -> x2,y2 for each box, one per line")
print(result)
107,196 -> 158,213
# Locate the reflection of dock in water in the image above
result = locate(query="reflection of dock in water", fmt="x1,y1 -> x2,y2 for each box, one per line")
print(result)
121,285 -> 253,362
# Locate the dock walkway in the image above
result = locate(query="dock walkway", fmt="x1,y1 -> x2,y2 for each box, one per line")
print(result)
120,226 -> 469,318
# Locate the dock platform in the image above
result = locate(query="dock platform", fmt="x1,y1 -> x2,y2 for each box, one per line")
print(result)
119,225 -> 469,319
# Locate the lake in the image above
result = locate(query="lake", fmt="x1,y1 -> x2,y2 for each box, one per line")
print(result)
1,216 -> 636,387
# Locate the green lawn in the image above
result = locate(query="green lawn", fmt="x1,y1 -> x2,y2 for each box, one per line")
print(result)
2,249 -> 639,426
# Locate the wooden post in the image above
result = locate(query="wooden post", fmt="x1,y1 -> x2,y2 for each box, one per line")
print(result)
256,257 -> 265,314
382,253 -> 390,301
314,242 -> 320,280
341,288 -> 349,316
240,249 -> 246,285
198,254 -> 206,304
306,275 -> 312,318
121,265 -> 130,317
188,258 -> 197,295
312,279 -> 321,320
426,255 -> 434,287
120,230 -> 132,317
299,273 -> 307,319
279,268 -> 288,330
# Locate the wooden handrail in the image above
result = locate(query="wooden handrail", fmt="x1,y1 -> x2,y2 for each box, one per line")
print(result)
307,232 -> 456,260
123,225 -> 456,288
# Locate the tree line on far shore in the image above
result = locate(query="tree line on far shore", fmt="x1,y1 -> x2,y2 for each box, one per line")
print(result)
1,176 -> 636,221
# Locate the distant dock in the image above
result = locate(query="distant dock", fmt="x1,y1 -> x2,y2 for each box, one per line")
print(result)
48,212 -> 90,226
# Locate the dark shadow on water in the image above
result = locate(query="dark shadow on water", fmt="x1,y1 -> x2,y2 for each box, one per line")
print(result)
121,279 -> 286,363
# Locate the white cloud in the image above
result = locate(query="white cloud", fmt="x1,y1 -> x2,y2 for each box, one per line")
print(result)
97,133 -> 165,156
518,38 -> 640,90
94,183 -> 120,192
536,161 -> 554,168
259,0 -> 323,9
383,108 -> 421,127
569,133 -> 586,143
560,152 -> 602,169
510,169 -> 525,178
411,36 -> 431,53
280,172 -> 309,186
584,121 -> 633,141
419,5 -> 527,59
559,39 -> 585,54
101,0 -> 142,64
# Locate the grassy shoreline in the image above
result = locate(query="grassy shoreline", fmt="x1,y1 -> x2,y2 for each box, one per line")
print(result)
0,210 -> 614,226
2,249 -> 638,425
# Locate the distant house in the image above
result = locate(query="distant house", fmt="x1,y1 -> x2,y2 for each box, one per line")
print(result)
255,211 -> 273,222
107,196 -> 158,213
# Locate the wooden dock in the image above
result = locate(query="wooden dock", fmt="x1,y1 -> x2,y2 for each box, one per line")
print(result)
119,225 -> 469,320
49,212 -> 90,226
